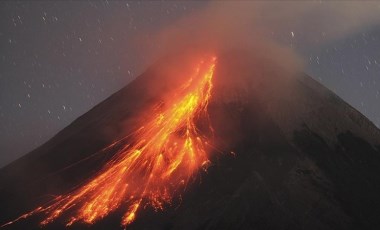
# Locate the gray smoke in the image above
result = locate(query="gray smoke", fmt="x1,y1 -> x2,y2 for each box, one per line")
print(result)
138,1 -> 380,73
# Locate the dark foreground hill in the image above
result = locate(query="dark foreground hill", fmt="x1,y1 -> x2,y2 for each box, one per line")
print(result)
1,51 -> 380,230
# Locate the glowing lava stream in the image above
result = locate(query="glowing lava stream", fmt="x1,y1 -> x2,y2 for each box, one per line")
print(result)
3,55 -> 217,228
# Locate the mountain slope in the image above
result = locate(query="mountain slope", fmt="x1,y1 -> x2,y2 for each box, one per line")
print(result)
1,51 -> 380,230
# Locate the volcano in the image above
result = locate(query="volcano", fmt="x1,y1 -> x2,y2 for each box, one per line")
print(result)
1,51 -> 380,230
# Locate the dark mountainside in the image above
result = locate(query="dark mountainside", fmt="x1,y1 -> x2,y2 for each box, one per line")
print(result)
1,51 -> 380,230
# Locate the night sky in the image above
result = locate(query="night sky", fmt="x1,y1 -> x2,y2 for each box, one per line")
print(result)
1,1 -> 380,167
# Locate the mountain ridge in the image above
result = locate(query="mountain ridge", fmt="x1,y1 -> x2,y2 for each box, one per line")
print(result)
1,51 -> 380,230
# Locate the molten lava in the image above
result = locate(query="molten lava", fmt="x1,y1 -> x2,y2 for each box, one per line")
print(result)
3,55 -> 217,228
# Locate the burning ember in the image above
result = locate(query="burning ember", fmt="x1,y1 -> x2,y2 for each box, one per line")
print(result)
3,55 -> 217,228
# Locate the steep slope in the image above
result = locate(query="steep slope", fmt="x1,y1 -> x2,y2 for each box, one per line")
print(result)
1,51 -> 380,230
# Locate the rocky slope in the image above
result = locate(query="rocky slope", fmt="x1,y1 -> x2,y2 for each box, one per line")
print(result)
1,51 -> 380,230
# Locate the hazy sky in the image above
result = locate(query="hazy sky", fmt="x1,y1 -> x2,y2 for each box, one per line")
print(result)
1,1 -> 379,167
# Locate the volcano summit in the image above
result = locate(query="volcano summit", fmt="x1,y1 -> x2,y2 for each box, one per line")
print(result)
1,51 -> 380,230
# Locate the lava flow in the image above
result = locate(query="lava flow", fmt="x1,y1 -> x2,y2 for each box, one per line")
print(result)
3,55 -> 217,228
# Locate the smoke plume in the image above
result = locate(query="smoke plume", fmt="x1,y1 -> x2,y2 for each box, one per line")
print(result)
137,1 -> 380,74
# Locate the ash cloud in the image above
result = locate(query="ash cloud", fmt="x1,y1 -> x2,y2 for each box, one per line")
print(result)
254,1 -> 380,44
138,1 -> 380,74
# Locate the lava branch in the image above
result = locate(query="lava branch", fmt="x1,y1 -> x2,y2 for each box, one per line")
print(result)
2,55 -> 217,228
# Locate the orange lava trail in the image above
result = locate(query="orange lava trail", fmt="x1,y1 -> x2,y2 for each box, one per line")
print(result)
2,55 -> 217,228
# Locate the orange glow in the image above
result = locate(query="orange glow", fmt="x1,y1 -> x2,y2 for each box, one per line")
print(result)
2,55 -> 217,228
